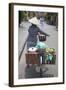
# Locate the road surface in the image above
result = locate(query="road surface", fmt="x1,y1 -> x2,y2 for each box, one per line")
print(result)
18,21 -> 58,79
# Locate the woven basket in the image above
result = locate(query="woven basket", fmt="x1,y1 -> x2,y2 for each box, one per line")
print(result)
39,35 -> 46,41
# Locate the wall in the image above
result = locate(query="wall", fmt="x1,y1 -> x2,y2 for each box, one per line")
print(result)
0,0 -> 66,90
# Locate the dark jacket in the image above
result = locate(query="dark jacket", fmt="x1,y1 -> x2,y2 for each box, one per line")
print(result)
27,24 -> 49,48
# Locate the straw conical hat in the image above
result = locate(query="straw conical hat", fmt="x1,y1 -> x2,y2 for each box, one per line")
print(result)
29,17 -> 40,25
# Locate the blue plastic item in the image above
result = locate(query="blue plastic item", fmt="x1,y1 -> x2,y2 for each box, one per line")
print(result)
36,41 -> 48,49
47,54 -> 53,61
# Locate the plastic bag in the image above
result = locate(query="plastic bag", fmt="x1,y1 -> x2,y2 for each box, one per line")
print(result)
35,41 -> 48,49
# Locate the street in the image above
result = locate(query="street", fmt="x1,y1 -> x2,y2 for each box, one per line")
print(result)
18,21 -> 58,79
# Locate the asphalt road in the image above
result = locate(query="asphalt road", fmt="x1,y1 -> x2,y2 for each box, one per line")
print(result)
18,21 -> 58,79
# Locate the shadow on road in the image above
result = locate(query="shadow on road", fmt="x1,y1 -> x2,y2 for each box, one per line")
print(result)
25,65 -> 54,78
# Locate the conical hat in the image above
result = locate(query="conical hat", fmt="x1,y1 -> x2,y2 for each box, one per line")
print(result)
29,17 -> 40,25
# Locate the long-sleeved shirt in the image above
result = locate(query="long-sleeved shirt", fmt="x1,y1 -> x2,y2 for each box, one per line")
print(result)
27,24 -> 49,43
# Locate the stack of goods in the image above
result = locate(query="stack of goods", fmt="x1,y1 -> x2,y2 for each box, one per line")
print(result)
35,42 -> 56,64
25,41 -> 56,65
45,48 -> 56,64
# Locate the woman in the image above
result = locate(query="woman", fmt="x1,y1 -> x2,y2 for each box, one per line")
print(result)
27,17 -> 49,49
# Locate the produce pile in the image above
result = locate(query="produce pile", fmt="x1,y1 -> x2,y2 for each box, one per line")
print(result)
35,42 -> 56,64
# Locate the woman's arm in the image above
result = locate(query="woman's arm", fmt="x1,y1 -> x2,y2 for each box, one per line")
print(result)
38,28 -> 50,36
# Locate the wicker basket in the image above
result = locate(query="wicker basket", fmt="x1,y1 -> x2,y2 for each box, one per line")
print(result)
39,35 -> 46,41
25,51 -> 40,65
